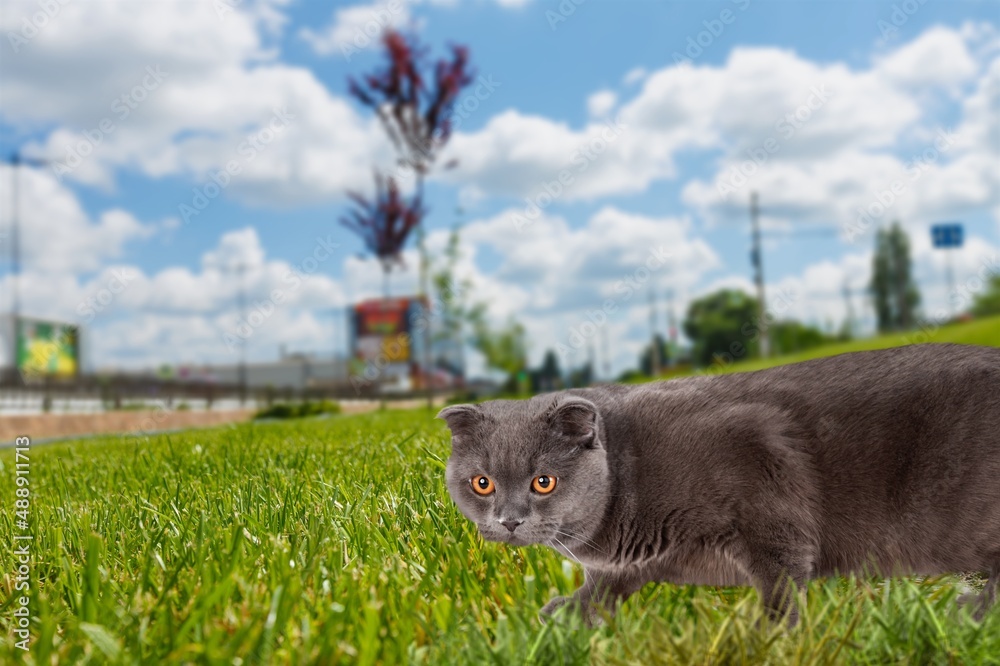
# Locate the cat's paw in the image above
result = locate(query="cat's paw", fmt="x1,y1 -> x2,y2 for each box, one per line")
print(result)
539,595 -> 606,628
539,595 -> 573,622
956,591 -> 989,622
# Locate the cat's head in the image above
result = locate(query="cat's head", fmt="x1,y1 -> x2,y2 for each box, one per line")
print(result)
438,395 -> 610,547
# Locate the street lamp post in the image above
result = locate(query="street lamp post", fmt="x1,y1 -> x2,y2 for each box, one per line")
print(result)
222,261 -> 249,406
236,262 -> 247,406
5,151 -> 50,323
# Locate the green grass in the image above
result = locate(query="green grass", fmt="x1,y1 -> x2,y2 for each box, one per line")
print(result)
1,409 -> 998,665
653,314 -> 1000,380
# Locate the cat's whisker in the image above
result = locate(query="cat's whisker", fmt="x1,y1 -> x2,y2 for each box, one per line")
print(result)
556,529 -> 606,554
553,537 -> 582,564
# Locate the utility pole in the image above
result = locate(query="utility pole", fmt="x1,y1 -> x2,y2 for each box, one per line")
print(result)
231,262 -> 248,406
648,286 -> 661,377
586,342 -> 596,385
600,324 -> 611,382
10,154 -> 19,324
842,279 -> 855,339
666,287 -> 677,368
945,247 -> 956,318
417,225 -> 433,409
750,191 -> 770,358
5,151 -> 49,324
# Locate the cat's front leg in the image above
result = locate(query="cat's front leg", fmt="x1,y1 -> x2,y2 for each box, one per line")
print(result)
540,568 -> 644,628
742,543 -> 814,628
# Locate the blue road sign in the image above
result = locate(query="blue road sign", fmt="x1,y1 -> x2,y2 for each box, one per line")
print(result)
931,223 -> 963,249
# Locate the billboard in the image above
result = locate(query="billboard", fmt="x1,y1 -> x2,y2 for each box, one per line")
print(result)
16,317 -> 80,379
350,297 -> 424,364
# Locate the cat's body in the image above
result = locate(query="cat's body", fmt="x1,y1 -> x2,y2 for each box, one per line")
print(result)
440,344 -> 1000,625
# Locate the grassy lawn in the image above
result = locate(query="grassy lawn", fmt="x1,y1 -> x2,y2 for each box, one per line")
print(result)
1,405 -> 998,664
653,314 -> 1000,380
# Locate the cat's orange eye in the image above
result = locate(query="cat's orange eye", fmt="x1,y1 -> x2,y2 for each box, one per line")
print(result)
532,475 -> 557,495
471,475 -> 495,496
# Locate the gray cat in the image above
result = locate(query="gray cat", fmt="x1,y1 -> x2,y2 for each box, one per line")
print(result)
439,343 -> 1000,627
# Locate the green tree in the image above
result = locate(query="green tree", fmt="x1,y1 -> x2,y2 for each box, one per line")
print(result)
870,222 -> 921,332
971,274 -> 1000,317
536,350 -> 562,391
430,226 -> 474,379
567,361 -> 593,388
427,225 -> 529,391
683,289 -> 759,367
469,309 -> 528,389
770,320 -> 835,356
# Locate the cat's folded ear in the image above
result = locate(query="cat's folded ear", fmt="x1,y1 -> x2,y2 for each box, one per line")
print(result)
437,404 -> 481,446
547,397 -> 601,449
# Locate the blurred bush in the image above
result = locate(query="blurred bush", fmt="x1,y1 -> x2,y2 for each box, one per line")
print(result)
254,400 -> 341,420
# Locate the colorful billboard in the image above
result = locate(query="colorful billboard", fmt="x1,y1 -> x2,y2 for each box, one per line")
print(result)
350,297 -> 424,364
16,318 -> 80,379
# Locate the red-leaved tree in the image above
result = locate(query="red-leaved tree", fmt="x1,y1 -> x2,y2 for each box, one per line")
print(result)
348,30 -> 473,186
340,172 -> 424,299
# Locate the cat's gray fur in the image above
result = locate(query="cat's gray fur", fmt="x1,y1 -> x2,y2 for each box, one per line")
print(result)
440,344 -> 1000,626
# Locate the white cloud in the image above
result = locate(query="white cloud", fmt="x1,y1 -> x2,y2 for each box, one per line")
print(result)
587,89 -> 617,118
5,224 -> 347,369
0,166 -> 154,274
623,67 -> 647,86
2,0 -> 387,202
299,1 -> 410,57
874,25 -> 978,91
443,206 -> 719,370
299,0 -> 533,58
0,169 -> 346,367
440,42 -> 925,202
441,24 -> 997,240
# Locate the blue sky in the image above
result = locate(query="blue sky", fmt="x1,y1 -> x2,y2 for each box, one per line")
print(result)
1,0 -> 998,377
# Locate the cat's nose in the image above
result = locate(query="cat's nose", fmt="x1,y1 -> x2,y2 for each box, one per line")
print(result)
500,519 -> 523,533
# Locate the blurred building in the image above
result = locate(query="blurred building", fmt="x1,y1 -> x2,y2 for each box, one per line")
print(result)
186,353 -> 349,391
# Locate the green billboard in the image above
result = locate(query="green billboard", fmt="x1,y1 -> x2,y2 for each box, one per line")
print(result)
16,318 -> 80,379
